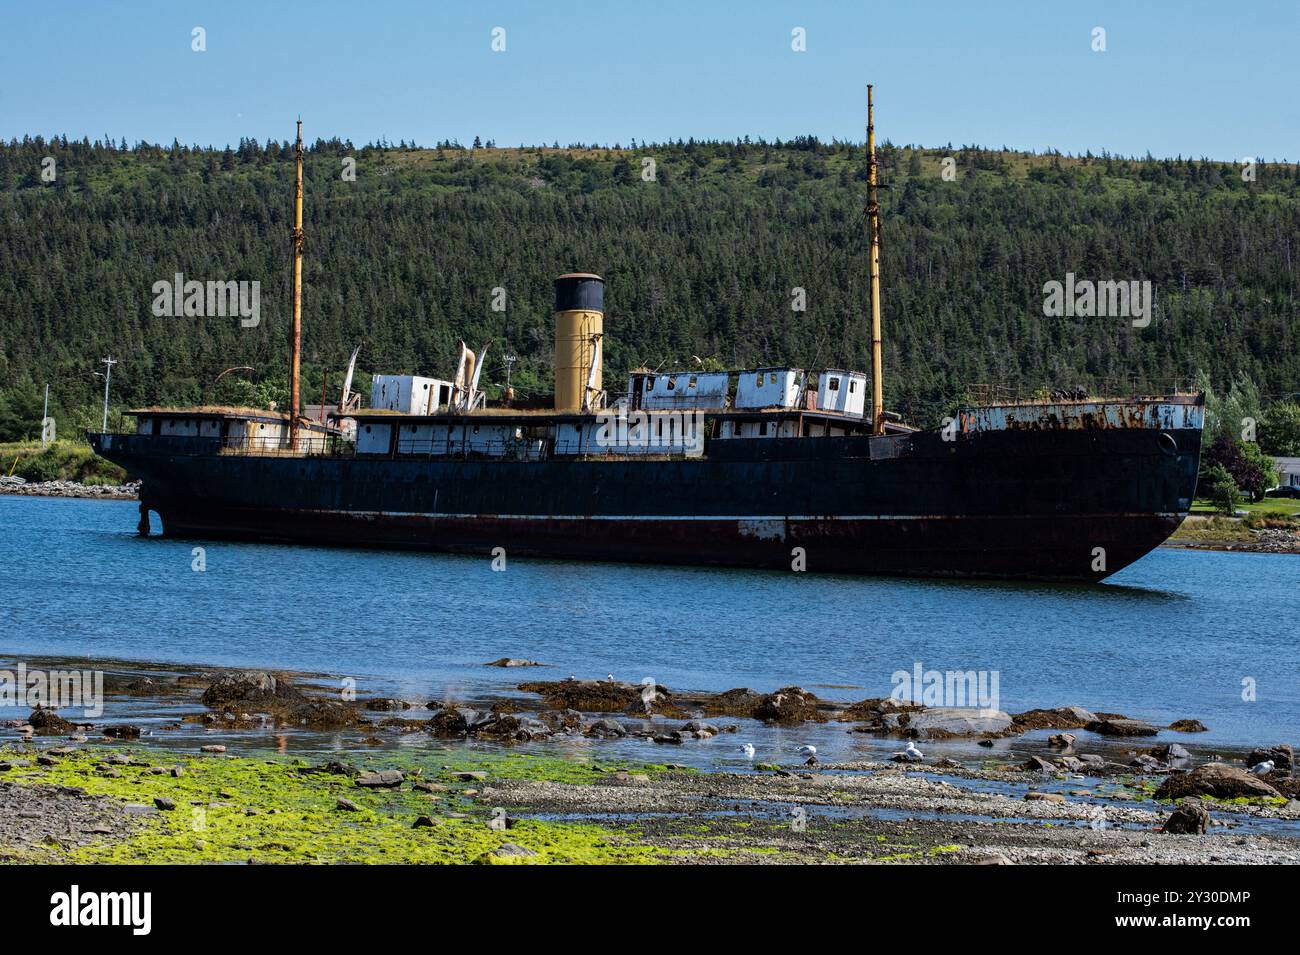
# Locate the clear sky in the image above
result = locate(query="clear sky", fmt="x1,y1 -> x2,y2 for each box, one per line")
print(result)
2,0 -> 1296,161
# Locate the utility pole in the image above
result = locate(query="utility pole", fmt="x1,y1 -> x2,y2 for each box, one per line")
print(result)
98,357 -> 117,432
41,384 -> 50,447
503,353 -> 517,391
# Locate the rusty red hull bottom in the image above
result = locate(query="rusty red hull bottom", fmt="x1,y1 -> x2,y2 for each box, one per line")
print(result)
149,506 -> 1182,581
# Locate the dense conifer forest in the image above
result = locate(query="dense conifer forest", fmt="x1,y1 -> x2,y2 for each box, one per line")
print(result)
2,133 -> 1298,440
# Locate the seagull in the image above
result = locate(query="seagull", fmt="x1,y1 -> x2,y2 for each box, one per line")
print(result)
905,741 -> 923,760
740,743 -> 756,758
1249,760 -> 1274,776
606,673 -> 615,683
798,745 -> 817,758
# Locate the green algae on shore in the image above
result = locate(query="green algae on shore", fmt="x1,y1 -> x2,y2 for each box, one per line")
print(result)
0,746 -> 675,864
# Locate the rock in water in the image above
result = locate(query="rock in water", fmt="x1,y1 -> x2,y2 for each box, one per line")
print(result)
584,719 -> 628,738
1163,800 -> 1210,835
1012,706 -> 1097,730
1246,744 -> 1293,772
905,707 -> 1013,739
1168,719 -> 1209,733
1086,718 -> 1158,737
202,671 -> 299,709
355,770 -> 404,788
362,698 -> 411,711
752,686 -> 825,724
484,658 -> 543,668
1154,763 -> 1281,800
1021,755 -> 1057,772
27,707 -> 75,735
475,843 -> 539,864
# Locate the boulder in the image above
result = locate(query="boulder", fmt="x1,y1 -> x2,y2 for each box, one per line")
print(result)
153,797 -> 176,811
1247,745 -> 1293,772
362,698 -> 411,712
1012,706 -> 1097,730
1047,733 -> 1077,748
202,671 -> 300,710
26,707 -> 75,735
1130,754 -> 1167,772
1022,755 -> 1057,773
518,678 -> 674,715
284,698 -> 365,729
1086,718 -> 1158,737
484,658 -> 543,668
1162,800 -> 1210,835
1153,743 -> 1191,761
584,719 -> 628,738
538,709 -> 584,732
427,707 -> 470,737
336,797 -> 361,812
838,696 -> 923,724
1024,791 -> 1066,803
904,707 -> 1014,739
753,687 -> 825,725
355,770 -> 404,788
474,843 -> 538,864
1168,719 -> 1208,733
701,687 -> 766,717
680,720 -> 719,737
1154,763 -> 1281,801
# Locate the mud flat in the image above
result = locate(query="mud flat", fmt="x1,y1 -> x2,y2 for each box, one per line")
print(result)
1,657 -> 1297,864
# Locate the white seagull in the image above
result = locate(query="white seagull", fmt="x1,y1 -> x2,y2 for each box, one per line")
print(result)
1249,760 -> 1274,776
798,745 -> 817,758
904,741 -> 924,761
740,743 -> 756,759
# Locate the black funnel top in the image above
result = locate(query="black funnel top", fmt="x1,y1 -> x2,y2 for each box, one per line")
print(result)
554,273 -> 604,312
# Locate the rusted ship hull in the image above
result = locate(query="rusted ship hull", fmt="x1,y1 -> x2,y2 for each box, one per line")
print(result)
90,396 -> 1204,582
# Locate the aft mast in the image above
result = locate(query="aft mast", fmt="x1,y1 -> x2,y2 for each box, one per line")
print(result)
288,119 -> 305,449
867,86 -> 885,435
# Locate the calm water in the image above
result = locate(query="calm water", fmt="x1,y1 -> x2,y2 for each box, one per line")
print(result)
1,496 -> 1297,747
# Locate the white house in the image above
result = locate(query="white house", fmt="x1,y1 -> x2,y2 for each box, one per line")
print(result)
1274,457 -> 1300,489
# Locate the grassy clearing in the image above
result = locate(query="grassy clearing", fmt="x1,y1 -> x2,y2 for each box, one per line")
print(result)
1170,515 -> 1256,544
0,441 -> 126,484
1189,497 -> 1300,517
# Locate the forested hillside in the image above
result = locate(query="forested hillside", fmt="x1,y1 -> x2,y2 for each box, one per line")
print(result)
2,133 -> 1298,438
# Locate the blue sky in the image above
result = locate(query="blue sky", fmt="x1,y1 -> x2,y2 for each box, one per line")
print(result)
2,0 -> 1296,160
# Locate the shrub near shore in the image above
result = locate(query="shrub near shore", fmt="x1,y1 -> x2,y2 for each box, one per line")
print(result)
1,441 -> 126,486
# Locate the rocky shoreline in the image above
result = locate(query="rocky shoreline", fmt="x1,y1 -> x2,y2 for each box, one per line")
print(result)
0,476 -> 139,500
1,659 -> 1297,864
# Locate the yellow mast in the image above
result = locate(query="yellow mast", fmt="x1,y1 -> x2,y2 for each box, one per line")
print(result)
867,85 -> 885,434
288,119 -> 304,449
